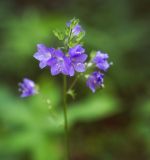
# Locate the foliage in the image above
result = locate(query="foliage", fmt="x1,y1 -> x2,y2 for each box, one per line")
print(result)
0,0 -> 150,159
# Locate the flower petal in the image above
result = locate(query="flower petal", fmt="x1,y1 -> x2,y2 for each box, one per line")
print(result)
50,64 -> 60,76
71,54 -> 87,63
86,77 -> 96,93
33,52 -> 44,61
97,61 -> 110,71
47,57 -> 57,67
74,63 -> 85,72
69,44 -> 85,56
68,65 -> 75,76
55,49 -> 64,57
39,61 -> 47,69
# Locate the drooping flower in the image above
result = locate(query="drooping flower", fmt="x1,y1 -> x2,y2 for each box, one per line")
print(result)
33,44 -> 55,69
48,49 -> 74,76
68,44 -> 88,75
86,71 -> 104,93
93,51 -> 110,71
18,78 -> 37,97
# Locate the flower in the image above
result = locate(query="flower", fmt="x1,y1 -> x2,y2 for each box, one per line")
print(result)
72,24 -> 83,36
68,44 -> 88,76
88,51 -> 112,92
66,21 -> 83,36
18,78 -> 37,97
33,44 -> 55,69
86,71 -> 104,92
48,49 -> 74,76
93,51 -> 110,71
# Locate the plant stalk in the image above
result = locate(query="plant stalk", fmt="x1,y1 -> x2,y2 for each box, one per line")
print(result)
63,76 -> 70,160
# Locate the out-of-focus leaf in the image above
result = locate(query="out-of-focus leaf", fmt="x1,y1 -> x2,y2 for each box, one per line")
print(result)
68,94 -> 120,126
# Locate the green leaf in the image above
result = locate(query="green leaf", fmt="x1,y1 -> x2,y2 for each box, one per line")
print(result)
76,31 -> 85,41
53,30 -> 64,40
65,26 -> 70,36
71,18 -> 79,28
67,94 -> 121,126
68,41 -> 77,48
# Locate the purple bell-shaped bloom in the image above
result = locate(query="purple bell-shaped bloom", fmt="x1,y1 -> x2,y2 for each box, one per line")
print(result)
68,44 -> 88,76
33,44 -> 55,69
72,24 -> 83,36
19,78 -> 37,97
66,21 -> 83,36
48,49 -> 74,76
86,71 -> 104,93
93,51 -> 110,71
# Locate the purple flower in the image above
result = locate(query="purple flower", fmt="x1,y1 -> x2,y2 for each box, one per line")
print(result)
68,44 -> 88,75
48,49 -> 74,76
86,71 -> 104,93
66,21 -> 83,36
72,24 -> 83,36
18,78 -> 37,97
33,44 -> 55,69
93,51 -> 110,71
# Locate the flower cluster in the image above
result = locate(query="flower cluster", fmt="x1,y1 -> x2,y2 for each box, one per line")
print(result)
34,44 -> 87,76
86,51 -> 111,92
18,18 -> 112,97
33,18 -> 87,77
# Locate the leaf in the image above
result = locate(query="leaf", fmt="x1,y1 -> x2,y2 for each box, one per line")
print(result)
53,30 -> 64,40
76,31 -> 85,41
68,94 -> 121,126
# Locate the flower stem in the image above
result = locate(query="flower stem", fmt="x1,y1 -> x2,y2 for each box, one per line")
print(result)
63,76 -> 70,160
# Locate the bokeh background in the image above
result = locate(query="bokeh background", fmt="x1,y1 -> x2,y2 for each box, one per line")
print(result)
0,0 -> 150,159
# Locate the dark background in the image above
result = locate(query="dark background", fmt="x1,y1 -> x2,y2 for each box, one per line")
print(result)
0,0 -> 150,159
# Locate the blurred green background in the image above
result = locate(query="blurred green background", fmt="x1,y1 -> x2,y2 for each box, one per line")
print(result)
0,0 -> 150,159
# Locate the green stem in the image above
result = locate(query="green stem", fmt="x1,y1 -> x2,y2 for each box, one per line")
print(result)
63,76 -> 70,160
